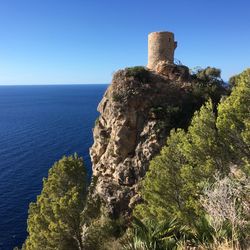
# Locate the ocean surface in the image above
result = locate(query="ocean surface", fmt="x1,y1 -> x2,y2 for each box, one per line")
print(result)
0,84 -> 108,250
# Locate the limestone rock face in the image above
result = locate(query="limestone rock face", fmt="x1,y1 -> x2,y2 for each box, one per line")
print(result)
90,67 -> 191,218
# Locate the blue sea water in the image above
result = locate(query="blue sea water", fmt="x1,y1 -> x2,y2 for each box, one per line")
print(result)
0,84 -> 107,250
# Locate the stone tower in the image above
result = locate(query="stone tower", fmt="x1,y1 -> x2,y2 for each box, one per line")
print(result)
147,31 -> 177,70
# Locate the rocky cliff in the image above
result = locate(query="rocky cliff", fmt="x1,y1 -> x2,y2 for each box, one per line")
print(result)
89,63 -> 198,219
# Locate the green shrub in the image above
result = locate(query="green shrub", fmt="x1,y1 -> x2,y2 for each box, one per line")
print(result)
82,217 -> 126,250
124,66 -> 150,82
121,217 -> 191,250
196,66 -> 221,80
191,66 -> 227,105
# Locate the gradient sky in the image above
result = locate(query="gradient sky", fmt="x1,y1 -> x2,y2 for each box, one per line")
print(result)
0,0 -> 249,84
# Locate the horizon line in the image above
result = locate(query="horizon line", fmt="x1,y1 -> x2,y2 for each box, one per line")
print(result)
0,82 -> 109,86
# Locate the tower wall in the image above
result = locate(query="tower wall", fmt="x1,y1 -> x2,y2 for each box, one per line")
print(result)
147,31 -> 177,70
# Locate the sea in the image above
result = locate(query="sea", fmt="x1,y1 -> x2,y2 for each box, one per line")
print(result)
0,84 -> 108,250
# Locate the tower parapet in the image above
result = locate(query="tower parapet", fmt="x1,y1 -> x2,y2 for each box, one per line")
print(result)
147,31 -> 177,70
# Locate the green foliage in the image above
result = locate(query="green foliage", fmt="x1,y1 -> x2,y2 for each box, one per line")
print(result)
135,100 -> 223,223
229,75 -> 237,88
150,106 -> 180,120
82,216 -> 126,250
23,154 -> 87,250
196,67 -> 221,80
189,214 -> 235,249
191,66 -> 227,105
81,176 -> 102,225
133,68 -> 250,248
150,105 -> 183,133
112,67 -> 150,103
124,66 -> 150,82
122,217 -> 191,250
122,215 -> 240,250
81,177 -> 126,249
217,68 -> 250,173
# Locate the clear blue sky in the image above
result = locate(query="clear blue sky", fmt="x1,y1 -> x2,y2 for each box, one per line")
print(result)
0,0 -> 249,84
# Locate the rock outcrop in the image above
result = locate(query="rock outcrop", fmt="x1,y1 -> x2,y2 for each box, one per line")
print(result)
89,66 -> 197,218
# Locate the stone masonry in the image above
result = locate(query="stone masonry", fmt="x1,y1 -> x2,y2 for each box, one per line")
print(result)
147,31 -> 177,70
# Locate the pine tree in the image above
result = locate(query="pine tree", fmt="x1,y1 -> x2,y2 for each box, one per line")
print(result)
135,129 -> 188,222
23,154 -> 87,250
217,68 -> 250,173
135,101 -> 221,223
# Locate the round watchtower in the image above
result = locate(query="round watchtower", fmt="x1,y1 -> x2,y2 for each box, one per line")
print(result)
147,31 -> 177,70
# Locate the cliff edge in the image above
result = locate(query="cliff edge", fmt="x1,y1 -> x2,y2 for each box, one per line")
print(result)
89,64 -> 195,218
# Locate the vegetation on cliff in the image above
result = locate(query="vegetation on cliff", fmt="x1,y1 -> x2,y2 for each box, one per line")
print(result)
130,68 -> 250,249
21,68 -> 249,250
191,66 -> 227,105
22,154 -> 87,250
